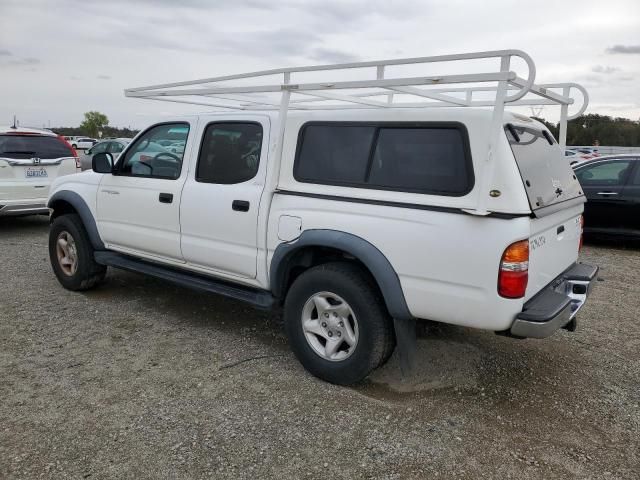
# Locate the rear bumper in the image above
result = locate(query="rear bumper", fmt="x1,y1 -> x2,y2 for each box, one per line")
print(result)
0,200 -> 49,216
510,262 -> 598,339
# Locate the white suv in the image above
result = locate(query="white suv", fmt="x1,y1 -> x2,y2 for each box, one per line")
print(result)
0,126 -> 79,217
46,50 -> 598,384
70,137 -> 97,150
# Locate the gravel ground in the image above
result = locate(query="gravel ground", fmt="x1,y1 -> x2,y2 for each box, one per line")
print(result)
1,215 -> 638,479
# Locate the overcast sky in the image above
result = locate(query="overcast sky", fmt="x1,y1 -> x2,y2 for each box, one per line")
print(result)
1,0 -> 639,129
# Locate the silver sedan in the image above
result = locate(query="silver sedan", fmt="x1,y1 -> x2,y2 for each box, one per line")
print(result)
80,138 -> 132,170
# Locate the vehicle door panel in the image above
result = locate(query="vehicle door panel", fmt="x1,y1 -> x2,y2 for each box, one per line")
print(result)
179,118 -> 269,278
96,121 -> 195,261
576,159 -> 633,231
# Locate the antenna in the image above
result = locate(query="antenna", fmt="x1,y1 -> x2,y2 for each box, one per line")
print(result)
529,106 -> 544,118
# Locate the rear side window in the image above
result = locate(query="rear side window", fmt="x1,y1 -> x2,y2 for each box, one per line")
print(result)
294,122 -> 473,196
0,135 -> 75,159
196,122 -> 263,184
368,128 -> 470,194
575,160 -> 633,186
295,125 -> 375,184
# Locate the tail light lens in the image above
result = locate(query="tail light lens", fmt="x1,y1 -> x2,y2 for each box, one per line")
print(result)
57,135 -> 80,167
498,240 -> 529,299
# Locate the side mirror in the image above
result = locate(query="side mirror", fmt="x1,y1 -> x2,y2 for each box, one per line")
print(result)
92,152 -> 114,173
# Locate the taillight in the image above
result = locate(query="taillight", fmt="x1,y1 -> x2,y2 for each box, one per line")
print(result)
57,135 -> 79,163
498,240 -> 529,299
579,215 -> 584,251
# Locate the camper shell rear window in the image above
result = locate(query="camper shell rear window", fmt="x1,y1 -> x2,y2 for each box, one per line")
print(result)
505,123 -> 584,212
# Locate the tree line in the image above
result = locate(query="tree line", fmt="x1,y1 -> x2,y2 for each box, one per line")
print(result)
533,114 -> 640,147
52,111 -> 139,139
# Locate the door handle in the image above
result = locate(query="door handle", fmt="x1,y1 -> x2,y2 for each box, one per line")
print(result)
159,193 -> 173,204
232,200 -> 250,212
596,192 -> 618,196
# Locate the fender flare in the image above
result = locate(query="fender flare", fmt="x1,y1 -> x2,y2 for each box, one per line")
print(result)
270,229 -> 412,320
48,190 -> 105,250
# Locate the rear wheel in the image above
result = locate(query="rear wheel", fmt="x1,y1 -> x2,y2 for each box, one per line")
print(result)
49,214 -> 106,291
284,262 -> 395,385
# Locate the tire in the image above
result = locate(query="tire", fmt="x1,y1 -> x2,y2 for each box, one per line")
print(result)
49,214 -> 106,291
284,262 -> 395,385
71,144 -> 77,149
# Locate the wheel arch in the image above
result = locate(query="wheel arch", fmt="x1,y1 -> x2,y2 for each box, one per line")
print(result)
270,229 -> 412,320
48,190 -> 104,250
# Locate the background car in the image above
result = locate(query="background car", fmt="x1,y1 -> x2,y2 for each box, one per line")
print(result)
0,126 -> 79,216
565,148 -> 595,165
80,138 -> 131,170
70,137 -> 97,150
573,155 -> 640,237
576,147 -> 600,158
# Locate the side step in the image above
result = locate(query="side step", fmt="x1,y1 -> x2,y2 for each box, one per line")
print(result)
94,251 -> 275,309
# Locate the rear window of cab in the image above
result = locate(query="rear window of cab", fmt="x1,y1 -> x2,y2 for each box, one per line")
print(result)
293,122 -> 474,196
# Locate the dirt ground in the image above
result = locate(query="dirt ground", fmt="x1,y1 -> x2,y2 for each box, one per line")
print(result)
1,215 -> 638,479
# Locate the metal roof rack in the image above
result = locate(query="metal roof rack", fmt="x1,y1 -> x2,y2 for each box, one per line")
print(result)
125,49 -> 588,215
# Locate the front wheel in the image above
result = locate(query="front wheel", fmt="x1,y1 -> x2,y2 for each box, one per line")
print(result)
284,262 -> 395,385
49,214 -> 106,291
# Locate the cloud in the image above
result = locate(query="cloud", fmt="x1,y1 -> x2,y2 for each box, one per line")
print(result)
7,57 -> 40,66
309,48 -> 360,64
0,49 -> 11,56
606,45 -> 640,54
97,74 -> 111,80
591,65 -> 620,74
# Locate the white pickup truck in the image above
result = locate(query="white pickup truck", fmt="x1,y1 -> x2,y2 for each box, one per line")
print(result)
46,50 -> 598,384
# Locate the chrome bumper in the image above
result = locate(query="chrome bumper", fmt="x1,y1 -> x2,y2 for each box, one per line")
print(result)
510,263 -> 599,339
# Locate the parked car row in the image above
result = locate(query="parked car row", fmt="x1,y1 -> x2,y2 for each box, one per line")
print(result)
64,136 -> 97,150
79,138 -> 132,170
565,147 -> 600,165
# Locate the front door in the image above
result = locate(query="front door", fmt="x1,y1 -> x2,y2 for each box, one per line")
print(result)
179,118 -> 269,278
96,122 -> 194,261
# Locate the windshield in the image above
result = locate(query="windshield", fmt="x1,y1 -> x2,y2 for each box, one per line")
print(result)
0,134 -> 75,159
505,124 -> 584,213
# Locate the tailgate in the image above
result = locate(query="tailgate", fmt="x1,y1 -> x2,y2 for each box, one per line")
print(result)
0,158 -> 77,200
0,133 -> 78,200
526,203 -> 583,300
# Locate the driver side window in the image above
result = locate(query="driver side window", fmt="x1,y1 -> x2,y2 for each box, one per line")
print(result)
118,123 -> 189,179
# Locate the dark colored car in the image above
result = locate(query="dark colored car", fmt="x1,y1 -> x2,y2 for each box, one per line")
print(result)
574,155 -> 640,237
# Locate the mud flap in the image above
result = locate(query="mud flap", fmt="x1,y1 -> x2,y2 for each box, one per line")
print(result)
393,317 -> 417,376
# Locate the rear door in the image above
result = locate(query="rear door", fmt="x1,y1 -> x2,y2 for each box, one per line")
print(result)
96,122 -> 194,261
574,158 -> 634,231
0,134 -> 77,201
179,117 -> 269,279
